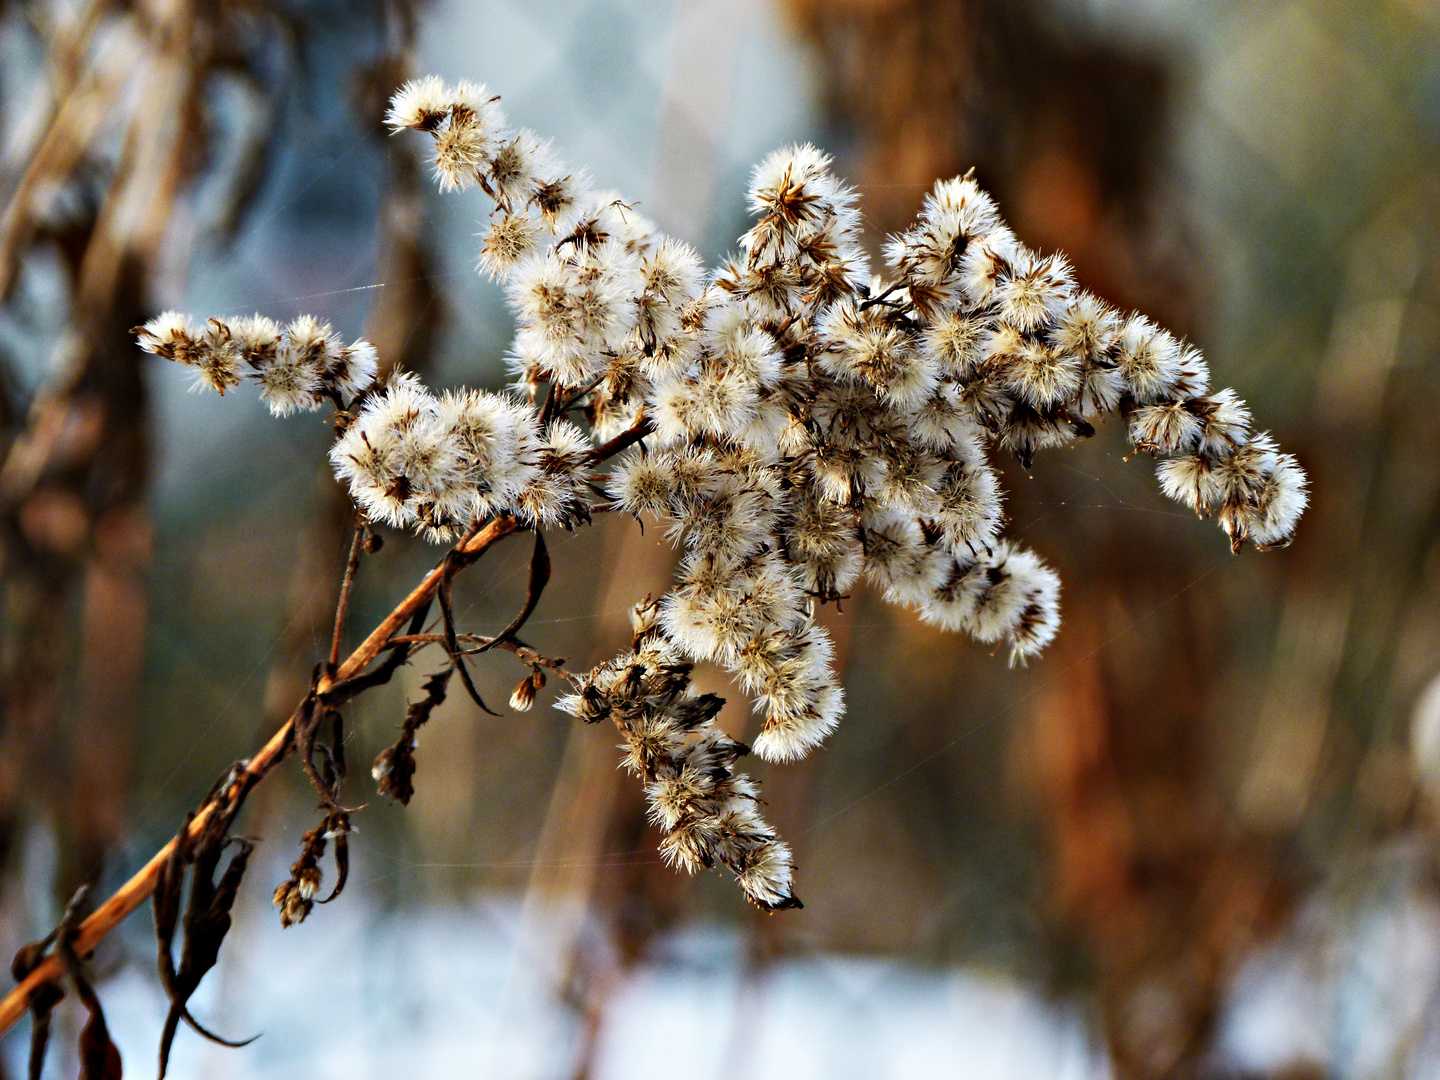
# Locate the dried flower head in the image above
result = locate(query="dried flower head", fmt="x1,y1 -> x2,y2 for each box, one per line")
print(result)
137,78 -> 1307,911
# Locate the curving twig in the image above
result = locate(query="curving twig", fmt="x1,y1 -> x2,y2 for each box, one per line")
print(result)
0,515 -> 518,1035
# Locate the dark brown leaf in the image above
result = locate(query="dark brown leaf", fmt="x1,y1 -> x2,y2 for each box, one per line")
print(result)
13,956 -> 63,1080
13,905 -> 69,1080
318,813 -> 350,904
294,697 -> 348,811
21,976 -> 63,1080
152,778 -> 259,1076
327,709 -> 347,788
375,666 -> 452,805
55,889 -> 123,1080
78,1006 -> 124,1080
437,575 -> 497,715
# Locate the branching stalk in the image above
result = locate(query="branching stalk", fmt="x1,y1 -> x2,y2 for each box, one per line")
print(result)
0,515 -> 517,1034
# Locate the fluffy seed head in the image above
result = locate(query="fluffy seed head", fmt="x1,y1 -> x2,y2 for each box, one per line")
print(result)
194,320 -> 243,394
1052,292 -> 1120,361
150,115 -> 1312,914
385,75 -> 451,131
994,251 -> 1074,332
330,340 -> 379,399
747,144 -> 839,230
958,227 -> 1020,306
1117,315 -> 1183,404
480,212 -> 542,280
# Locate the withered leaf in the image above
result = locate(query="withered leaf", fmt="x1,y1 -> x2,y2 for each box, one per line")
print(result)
55,889 -> 123,1080
318,811 -> 350,904
294,698 -> 351,811
437,573 -> 497,715
24,982 -> 64,1080
325,708 -> 347,789
78,1001 -> 123,1080
13,937 -> 64,1080
153,782 -> 259,1076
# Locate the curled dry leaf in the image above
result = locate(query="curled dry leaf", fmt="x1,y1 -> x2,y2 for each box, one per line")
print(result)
12,930 -> 65,1080
294,698 -> 352,811
272,809 -> 352,928
152,770 -> 259,1076
476,528 -> 551,654
56,888 -> 123,1080
373,666 -> 453,806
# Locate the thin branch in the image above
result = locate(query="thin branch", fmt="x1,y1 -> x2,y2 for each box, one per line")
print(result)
328,526 -> 365,671
0,416 -> 646,1030
537,381 -> 559,427
557,371 -> 607,416
586,411 -> 651,463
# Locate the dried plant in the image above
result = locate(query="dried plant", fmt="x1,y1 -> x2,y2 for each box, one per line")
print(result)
12,885 -> 123,1079
1,74 -> 1307,1067
152,771 -> 257,1076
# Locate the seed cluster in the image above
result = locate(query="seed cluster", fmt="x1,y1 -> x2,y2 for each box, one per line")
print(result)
136,76 -> 1306,910
136,313 -> 378,415
562,599 -> 800,909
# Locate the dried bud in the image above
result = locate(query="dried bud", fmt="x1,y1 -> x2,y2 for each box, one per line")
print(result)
630,596 -> 660,640
272,880 -> 312,929
509,677 -> 535,712
295,865 -> 322,901
371,750 -> 394,782
509,670 -> 543,712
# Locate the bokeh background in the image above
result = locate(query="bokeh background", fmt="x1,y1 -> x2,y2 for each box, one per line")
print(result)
1,0 -> 1439,1076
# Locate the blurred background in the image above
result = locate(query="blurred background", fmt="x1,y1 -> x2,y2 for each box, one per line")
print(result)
1,0 -> 1438,1076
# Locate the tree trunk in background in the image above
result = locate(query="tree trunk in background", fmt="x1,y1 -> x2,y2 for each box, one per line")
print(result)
786,2 -> 1292,1075
0,0 -> 293,905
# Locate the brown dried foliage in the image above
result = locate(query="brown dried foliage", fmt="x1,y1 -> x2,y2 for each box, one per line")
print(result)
153,771 -> 258,1076
375,666 -> 454,807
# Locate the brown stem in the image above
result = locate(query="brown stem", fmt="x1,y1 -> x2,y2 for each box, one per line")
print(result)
0,419 -> 634,1031
328,526 -> 365,671
0,515 -> 519,1034
587,412 -> 652,463
556,372 -> 607,417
